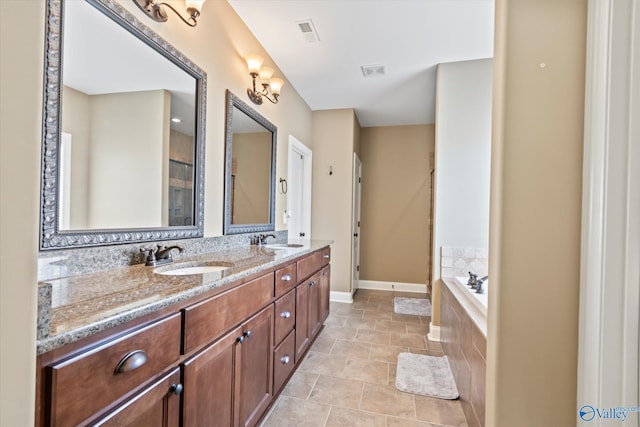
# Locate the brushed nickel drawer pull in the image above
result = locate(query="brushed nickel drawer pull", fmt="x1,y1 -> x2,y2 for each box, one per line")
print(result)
309,281 -> 317,287
280,311 -> 291,319
322,272 -> 328,276
115,350 -> 147,374
280,355 -> 290,364
323,254 -> 330,259
281,274 -> 292,281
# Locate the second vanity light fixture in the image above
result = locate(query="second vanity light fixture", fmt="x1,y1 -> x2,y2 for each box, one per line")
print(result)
133,0 -> 206,27
245,54 -> 284,105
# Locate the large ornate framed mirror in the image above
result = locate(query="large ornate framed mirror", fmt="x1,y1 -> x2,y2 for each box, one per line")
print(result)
223,91 -> 277,235
40,0 -> 207,250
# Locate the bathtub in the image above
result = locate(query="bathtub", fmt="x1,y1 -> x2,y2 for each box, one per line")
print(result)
441,277 -> 487,426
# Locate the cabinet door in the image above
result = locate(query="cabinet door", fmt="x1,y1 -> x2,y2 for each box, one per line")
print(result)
182,326 -> 242,427
319,265 -> 330,323
92,368 -> 181,427
295,281 -> 310,362
308,272 -> 322,339
237,305 -> 274,427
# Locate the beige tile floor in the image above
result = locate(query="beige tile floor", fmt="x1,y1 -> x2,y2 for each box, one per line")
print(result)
260,289 -> 468,427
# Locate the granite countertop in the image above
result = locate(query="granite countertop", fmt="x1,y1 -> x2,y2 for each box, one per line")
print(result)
37,240 -> 331,355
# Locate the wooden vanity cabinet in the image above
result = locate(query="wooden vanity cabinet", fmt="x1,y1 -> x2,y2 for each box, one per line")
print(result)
295,271 -> 322,361
92,368 -> 181,427
182,305 -> 273,427
37,246 -> 331,427
319,265 -> 331,323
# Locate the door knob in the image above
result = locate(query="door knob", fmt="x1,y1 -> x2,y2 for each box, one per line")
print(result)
299,232 -> 306,237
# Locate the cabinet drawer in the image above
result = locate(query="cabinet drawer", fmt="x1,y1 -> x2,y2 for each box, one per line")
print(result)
273,330 -> 295,393
48,313 -> 181,427
183,273 -> 274,354
297,251 -> 322,282
274,289 -> 295,344
321,247 -> 331,266
275,263 -> 297,297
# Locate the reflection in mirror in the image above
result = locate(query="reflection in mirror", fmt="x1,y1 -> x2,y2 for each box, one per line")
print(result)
224,91 -> 276,235
40,0 -> 206,249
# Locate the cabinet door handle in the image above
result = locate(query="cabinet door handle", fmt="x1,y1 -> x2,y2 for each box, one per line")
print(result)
237,335 -> 245,344
280,355 -> 290,364
243,330 -> 252,338
281,274 -> 292,281
322,271 -> 328,276
280,311 -> 291,319
309,281 -> 317,287
114,350 -> 147,374
169,383 -> 183,395
323,254 -> 330,259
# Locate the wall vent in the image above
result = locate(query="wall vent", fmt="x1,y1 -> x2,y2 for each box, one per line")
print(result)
361,64 -> 387,78
296,19 -> 320,43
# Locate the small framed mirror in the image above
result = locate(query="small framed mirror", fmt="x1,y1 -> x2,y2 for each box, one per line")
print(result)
40,0 -> 207,250
223,91 -> 277,235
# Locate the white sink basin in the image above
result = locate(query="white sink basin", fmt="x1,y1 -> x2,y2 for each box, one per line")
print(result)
265,243 -> 305,249
155,264 -> 230,276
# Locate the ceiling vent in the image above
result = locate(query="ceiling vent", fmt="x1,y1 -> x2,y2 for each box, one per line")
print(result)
296,19 -> 320,43
361,64 -> 387,78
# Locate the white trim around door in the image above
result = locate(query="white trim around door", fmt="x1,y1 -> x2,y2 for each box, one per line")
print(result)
287,135 -> 312,240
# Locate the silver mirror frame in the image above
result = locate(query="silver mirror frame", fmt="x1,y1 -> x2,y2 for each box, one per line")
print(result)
223,90 -> 277,235
40,0 -> 207,250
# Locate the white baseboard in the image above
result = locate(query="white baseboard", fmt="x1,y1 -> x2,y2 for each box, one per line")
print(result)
427,323 -> 441,342
330,291 -> 353,304
358,280 -> 427,293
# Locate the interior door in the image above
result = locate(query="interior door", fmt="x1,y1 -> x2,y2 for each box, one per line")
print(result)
287,136 -> 312,239
351,153 -> 362,293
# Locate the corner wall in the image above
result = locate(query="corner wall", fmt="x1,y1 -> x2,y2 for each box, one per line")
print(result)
0,1 -> 44,424
311,109 -> 359,294
487,0 -> 587,425
432,59 -> 493,326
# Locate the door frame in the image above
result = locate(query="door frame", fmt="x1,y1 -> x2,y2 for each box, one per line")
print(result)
577,0 -> 639,422
351,153 -> 362,294
287,135 -> 312,239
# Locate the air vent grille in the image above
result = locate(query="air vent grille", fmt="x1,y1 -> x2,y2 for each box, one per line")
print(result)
361,64 -> 387,78
296,19 -> 320,43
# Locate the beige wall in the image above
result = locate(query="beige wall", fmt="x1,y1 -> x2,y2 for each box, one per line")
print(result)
232,132 -> 272,224
312,109 -> 359,293
487,0 -> 586,426
89,89 -> 169,228
169,129 -> 195,164
0,1 -> 43,424
61,86 -> 91,228
0,0 -> 313,424
359,125 -> 434,284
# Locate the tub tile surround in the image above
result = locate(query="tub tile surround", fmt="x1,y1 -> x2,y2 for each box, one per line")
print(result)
441,279 -> 486,427
440,246 -> 488,279
36,235 -> 327,354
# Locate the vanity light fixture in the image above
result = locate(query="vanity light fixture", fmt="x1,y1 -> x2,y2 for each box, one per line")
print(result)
245,54 -> 284,105
132,0 -> 206,27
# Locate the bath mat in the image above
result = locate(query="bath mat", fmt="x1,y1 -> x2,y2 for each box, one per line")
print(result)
395,353 -> 459,399
394,297 -> 432,316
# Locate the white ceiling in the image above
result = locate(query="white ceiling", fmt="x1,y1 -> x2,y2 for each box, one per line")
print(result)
228,0 -> 495,127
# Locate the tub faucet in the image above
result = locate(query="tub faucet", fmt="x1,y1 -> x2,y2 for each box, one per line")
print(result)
476,276 -> 488,294
467,272 -> 479,289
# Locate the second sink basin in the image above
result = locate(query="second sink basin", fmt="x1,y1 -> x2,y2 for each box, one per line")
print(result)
155,262 -> 231,276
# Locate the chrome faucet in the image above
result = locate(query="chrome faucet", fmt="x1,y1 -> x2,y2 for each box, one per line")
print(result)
140,244 -> 184,266
475,275 -> 488,294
